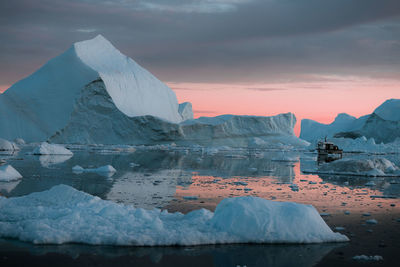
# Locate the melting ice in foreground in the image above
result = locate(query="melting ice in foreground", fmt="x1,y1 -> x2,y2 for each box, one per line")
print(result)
0,185 -> 348,246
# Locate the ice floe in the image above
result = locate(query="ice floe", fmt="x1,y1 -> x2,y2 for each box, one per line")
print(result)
0,138 -> 19,152
352,255 -> 383,261
72,165 -> 116,177
0,164 -> 22,182
0,185 -> 348,245
33,142 -> 73,155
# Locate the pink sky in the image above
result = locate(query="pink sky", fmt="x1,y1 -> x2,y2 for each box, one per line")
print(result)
169,75 -> 400,136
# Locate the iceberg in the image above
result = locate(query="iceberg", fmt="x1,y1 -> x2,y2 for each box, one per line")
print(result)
178,102 -> 194,121
0,138 -> 19,151
0,35 -> 305,148
0,35 -> 182,143
0,164 -> 22,182
33,142 -> 73,155
300,99 -> 400,144
72,165 -> 116,174
0,185 -> 348,246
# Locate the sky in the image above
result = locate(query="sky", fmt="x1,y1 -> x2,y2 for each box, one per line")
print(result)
1,0 -> 400,135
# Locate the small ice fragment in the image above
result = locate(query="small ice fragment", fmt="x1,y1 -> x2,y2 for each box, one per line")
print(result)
344,211 -> 350,215
334,227 -> 345,231
129,162 -> 140,167
362,212 -> 371,216
366,219 -> 378,225
320,212 -> 330,217
365,181 -> 375,186
352,255 -> 383,261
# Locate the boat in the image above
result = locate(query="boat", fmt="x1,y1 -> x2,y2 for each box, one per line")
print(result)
317,137 -> 343,158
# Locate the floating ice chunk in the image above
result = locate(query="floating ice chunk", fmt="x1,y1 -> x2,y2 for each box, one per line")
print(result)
334,227 -> 345,231
366,219 -> 378,225
33,142 -> 73,155
73,165 -> 116,177
73,165 -> 116,173
353,255 -> 383,261
0,165 -> 22,182
129,162 -> 140,167
0,138 -> 19,151
0,185 -> 349,245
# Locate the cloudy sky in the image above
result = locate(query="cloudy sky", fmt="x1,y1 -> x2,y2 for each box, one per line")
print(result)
1,0 -> 400,134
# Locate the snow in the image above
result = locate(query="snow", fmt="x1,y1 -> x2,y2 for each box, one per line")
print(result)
0,164 -> 22,182
307,158 -> 400,177
0,138 -> 19,151
352,255 -> 383,261
0,35 -> 182,143
33,142 -> 73,155
178,102 -> 194,121
0,185 -> 349,245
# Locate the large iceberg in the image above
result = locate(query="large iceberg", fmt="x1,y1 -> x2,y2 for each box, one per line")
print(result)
300,99 -> 400,144
0,35 -> 306,148
0,35 -> 182,143
0,185 -> 348,245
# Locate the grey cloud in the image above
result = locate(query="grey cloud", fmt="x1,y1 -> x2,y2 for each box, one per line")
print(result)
0,0 -> 399,85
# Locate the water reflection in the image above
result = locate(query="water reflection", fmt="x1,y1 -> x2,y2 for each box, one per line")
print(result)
2,147 -> 399,214
0,238 -> 344,267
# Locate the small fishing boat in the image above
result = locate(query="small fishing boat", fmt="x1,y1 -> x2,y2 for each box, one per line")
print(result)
317,137 -> 343,158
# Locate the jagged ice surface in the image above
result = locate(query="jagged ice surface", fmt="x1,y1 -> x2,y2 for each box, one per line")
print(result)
0,185 -> 348,245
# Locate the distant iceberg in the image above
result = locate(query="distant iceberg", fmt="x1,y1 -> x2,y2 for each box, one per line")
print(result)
300,99 -> 400,144
0,185 -> 348,245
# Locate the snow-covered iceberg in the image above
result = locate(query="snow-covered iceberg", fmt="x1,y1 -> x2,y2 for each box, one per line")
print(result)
300,99 -> 400,144
0,185 -> 348,245
33,142 -> 73,155
0,35 -> 182,143
0,164 -> 22,182
72,165 -> 116,174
